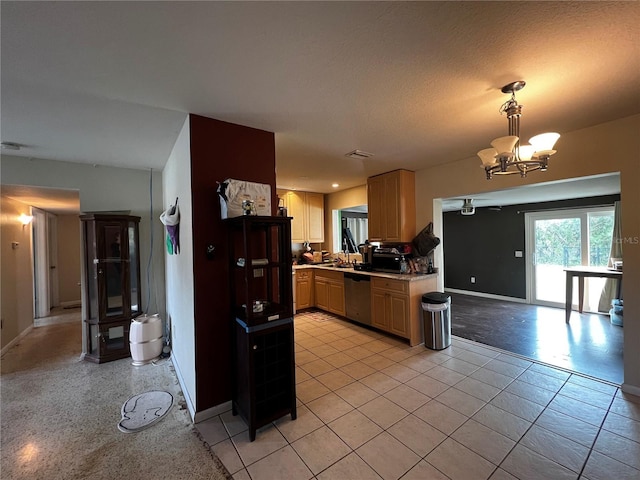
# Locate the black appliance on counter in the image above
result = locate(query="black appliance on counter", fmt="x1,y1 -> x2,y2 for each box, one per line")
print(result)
358,242 -> 375,270
371,251 -> 405,273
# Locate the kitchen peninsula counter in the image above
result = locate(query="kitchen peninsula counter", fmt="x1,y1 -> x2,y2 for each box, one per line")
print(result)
294,263 -> 438,282
294,264 -> 438,346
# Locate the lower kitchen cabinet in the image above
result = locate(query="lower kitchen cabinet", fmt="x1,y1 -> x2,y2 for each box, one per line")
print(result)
232,318 -> 297,441
314,269 -> 345,317
371,278 -> 409,337
295,269 -> 314,310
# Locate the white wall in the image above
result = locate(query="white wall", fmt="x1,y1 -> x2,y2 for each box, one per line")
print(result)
0,154 -> 167,339
162,118 -> 197,418
0,196 -> 35,351
414,114 -> 640,394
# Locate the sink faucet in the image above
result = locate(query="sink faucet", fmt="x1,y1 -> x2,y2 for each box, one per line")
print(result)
342,239 -> 351,265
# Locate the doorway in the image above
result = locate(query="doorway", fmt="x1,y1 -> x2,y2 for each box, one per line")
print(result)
525,206 -> 614,311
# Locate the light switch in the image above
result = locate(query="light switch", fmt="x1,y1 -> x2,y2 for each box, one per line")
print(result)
515,250 -> 523,258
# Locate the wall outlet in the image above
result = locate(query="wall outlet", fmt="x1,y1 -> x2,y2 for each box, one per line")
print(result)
470,276 -> 476,284
515,250 -> 523,258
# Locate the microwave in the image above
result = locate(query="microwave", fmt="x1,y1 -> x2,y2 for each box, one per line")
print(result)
371,252 -> 404,273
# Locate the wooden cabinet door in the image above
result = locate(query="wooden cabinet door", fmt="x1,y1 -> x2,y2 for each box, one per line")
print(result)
389,294 -> 409,337
371,290 -> 389,330
367,176 -> 385,241
383,172 -> 401,242
328,282 -> 345,316
285,192 -> 306,243
296,277 -> 313,309
314,279 -> 329,311
306,193 -> 325,243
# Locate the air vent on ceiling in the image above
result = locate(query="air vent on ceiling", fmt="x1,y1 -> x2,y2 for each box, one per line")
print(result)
345,149 -> 374,159
461,199 -> 475,216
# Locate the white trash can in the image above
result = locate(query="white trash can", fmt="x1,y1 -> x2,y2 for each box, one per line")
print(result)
130,314 -> 163,365
422,292 -> 451,350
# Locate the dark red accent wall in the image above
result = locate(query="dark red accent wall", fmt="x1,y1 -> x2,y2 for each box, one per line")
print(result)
189,114 -> 276,411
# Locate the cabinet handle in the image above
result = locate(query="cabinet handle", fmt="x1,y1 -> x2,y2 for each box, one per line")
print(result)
253,345 -> 258,350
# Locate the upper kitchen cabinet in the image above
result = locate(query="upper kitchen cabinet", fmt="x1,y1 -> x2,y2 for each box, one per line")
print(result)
279,191 -> 324,243
367,170 -> 416,243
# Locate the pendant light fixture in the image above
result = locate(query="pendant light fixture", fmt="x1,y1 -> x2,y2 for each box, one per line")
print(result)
478,81 -> 560,179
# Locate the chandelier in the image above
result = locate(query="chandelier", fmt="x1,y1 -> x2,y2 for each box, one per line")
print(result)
478,81 -> 560,179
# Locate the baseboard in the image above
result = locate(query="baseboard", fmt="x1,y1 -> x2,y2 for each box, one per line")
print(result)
170,355 -> 196,422
445,288 -> 527,304
1,325 -> 34,357
60,300 -> 81,308
194,401 -> 233,424
621,383 -> 640,397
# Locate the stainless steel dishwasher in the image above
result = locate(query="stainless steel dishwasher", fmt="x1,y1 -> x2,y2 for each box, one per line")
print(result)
344,272 -> 371,325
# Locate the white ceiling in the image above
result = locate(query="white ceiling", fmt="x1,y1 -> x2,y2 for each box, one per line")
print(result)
1,2 -> 638,211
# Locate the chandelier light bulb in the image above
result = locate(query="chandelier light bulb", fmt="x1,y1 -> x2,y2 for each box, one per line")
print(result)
490,136 -> 518,156
477,148 -> 498,166
518,144 -> 535,161
529,132 -> 560,154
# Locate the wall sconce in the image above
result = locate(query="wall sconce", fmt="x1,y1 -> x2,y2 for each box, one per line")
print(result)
19,214 -> 33,226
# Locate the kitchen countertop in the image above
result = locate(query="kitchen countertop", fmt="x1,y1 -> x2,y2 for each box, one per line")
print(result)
293,263 -> 438,282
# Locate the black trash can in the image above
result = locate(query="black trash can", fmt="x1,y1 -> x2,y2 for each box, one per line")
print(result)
422,292 -> 451,350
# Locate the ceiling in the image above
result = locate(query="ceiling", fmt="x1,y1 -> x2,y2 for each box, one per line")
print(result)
1,2 -> 638,211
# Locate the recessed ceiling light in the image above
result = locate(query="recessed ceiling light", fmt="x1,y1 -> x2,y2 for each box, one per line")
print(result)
1,142 -> 22,151
345,149 -> 374,159
332,183 -> 339,188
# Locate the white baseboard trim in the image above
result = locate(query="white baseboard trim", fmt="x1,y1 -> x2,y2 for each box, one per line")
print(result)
621,383 -> 640,397
445,288 -> 527,304
60,300 -> 81,308
170,356 -> 196,422
1,325 -> 34,357
194,401 -> 233,424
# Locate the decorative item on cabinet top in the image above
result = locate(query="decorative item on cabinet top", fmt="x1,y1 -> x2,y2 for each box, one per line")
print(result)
217,178 -> 271,219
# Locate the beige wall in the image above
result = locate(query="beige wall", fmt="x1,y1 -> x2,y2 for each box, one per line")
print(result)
414,114 -> 640,394
324,185 -> 368,253
56,215 -> 81,305
1,196 -> 35,350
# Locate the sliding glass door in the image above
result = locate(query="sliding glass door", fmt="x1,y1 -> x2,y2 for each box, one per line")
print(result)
525,207 -> 614,310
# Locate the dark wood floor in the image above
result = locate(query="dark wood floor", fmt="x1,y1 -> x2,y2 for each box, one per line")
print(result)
449,293 -> 624,384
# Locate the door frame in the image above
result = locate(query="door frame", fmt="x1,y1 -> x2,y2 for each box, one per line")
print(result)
33,208 -> 50,318
525,206 -> 614,309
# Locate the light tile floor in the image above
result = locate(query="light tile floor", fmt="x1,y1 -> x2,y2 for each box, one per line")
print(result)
197,310 -> 640,480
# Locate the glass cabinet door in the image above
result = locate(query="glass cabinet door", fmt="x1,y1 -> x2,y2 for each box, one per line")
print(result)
103,224 -> 125,318
128,221 -> 140,315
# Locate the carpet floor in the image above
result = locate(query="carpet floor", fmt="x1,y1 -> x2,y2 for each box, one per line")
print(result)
0,321 -> 231,480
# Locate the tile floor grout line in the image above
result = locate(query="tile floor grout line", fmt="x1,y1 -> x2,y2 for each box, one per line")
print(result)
213,310 -> 637,479
576,386 -> 622,479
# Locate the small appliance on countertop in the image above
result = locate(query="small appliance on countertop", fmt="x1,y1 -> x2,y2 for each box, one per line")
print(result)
371,243 -> 414,273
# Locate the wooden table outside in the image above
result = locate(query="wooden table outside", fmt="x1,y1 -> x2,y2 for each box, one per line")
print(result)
564,266 -> 623,323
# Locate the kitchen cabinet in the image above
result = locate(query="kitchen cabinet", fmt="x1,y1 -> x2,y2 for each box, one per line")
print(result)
280,191 -> 324,243
371,278 -> 409,338
367,169 -> 416,243
80,214 -> 141,363
295,269 -> 314,310
314,269 -> 345,317
226,216 -> 296,441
